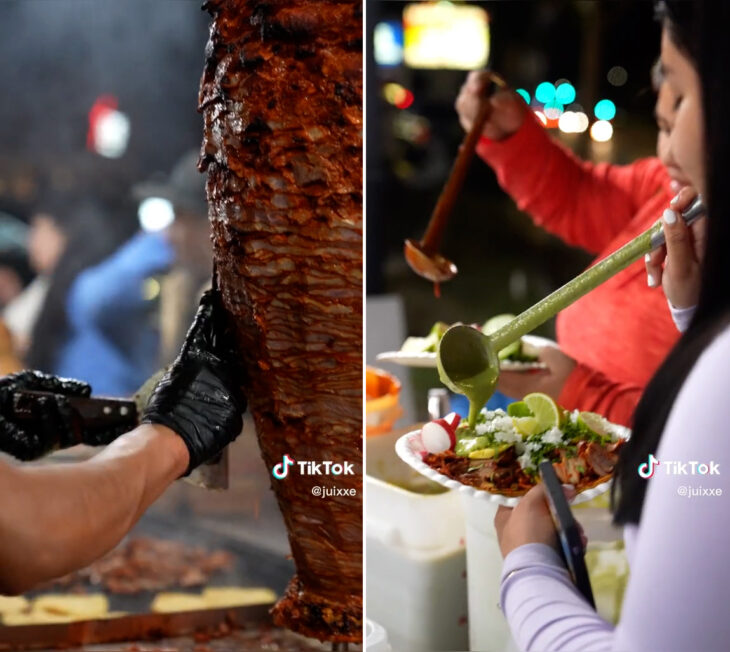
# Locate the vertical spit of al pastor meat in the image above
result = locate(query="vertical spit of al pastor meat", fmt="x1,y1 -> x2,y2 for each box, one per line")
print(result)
199,0 -> 362,644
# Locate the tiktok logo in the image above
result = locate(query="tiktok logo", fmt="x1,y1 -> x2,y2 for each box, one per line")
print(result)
272,454 -> 295,480
638,453 -> 661,479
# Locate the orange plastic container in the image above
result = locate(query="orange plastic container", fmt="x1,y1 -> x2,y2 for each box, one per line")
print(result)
366,366 -> 403,436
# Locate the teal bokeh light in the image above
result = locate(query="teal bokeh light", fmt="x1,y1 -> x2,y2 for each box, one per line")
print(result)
516,88 -> 530,104
594,99 -> 617,121
555,82 -> 576,104
535,82 -> 555,104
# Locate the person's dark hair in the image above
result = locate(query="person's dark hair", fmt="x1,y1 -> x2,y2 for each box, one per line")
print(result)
0,248 -> 34,289
654,1 -> 699,61
613,0 -> 730,524
26,199 -> 125,373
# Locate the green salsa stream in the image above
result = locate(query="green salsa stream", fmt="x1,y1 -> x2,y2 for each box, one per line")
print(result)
438,220 -> 660,428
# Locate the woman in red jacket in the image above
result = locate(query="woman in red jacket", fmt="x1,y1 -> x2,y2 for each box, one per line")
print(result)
455,70 -> 704,426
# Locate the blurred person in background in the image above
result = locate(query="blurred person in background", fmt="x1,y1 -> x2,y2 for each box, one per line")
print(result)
0,213 -> 33,374
4,195 -> 75,358
41,150 -> 213,398
455,46 -> 705,427
133,149 -> 213,366
0,212 -> 34,309
0,248 -> 34,309
33,195 -> 173,397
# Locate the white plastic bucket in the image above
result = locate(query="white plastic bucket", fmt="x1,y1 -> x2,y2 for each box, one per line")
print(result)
460,494 -> 520,652
366,429 -> 469,651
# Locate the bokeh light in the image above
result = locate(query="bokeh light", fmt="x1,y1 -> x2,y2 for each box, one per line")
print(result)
555,82 -> 576,104
534,110 -> 548,126
590,120 -> 614,142
138,197 -> 175,232
374,21 -> 404,66
594,99 -> 616,121
607,66 -> 628,87
558,111 -> 578,133
557,111 -> 589,134
403,2 -> 489,69
543,100 -> 564,121
574,112 -> 589,133
383,82 -> 414,109
516,88 -> 530,104
396,90 -> 414,109
535,82 -> 555,104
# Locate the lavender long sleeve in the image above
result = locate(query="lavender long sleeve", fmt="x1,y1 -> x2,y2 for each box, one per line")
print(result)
500,326 -> 730,651
668,302 -> 696,332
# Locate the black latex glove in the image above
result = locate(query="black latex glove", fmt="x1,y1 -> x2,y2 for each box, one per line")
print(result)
141,289 -> 246,475
0,370 -> 92,461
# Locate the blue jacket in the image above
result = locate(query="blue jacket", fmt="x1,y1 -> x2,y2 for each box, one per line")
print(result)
54,232 -> 174,397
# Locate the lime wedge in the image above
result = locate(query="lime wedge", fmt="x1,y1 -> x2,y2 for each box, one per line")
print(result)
523,392 -> 562,432
483,314 -> 521,360
400,336 -> 432,353
429,321 -> 450,339
578,411 -> 611,438
512,416 -> 539,437
507,401 -> 533,417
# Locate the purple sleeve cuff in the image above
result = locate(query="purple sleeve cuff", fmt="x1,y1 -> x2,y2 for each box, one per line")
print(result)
668,302 -> 696,332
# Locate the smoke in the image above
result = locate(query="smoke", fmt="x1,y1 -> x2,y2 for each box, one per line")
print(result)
0,0 -> 210,193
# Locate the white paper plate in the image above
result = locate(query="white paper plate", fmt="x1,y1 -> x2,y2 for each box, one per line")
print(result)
376,334 -> 552,371
395,424 -> 630,508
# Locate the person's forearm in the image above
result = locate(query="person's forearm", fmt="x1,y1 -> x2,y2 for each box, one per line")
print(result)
476,114 -> 646,253
501,543 -> 614,651
0,424 -> 188,594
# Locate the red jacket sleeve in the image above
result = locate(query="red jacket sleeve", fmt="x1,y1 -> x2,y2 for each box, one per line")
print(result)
476,112 -> 665,254
558,361 -> 642,428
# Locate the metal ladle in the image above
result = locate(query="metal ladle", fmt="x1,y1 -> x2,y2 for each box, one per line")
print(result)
438,196 -> 706,427
404,73 -> 507,286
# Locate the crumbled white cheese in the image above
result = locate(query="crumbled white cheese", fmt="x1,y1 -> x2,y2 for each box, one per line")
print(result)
518,450 -> 535,471
525,440 -> 542,453
494,408 -> 506,416
494,429 -> 520,444
475,424 -> 489,436
570,410 -> 580,424
490,416 -> 515,432
542,427 -> 565,446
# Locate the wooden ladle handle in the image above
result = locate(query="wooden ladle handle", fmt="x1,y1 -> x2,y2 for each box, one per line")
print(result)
421,72 -> 507,254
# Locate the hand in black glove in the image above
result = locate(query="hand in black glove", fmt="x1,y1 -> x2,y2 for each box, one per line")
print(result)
141,289 -> 246,475
0,370 -> 91,461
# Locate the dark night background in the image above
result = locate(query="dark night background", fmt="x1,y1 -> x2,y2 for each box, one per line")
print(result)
0,0 -> 209,233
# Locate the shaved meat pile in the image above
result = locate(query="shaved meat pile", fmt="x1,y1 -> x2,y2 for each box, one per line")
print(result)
199,0 -> 362,644
41,538 -> 233,594
425,439 -> 625,496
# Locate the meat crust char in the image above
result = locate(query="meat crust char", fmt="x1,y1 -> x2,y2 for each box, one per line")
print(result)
199,0 -> 362,644
425,439 -> 625,497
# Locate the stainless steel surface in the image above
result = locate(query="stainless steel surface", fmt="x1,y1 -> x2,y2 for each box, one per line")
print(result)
427,388 -> 449,421
185,448 -> 229,490
650,195 -> 706,250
